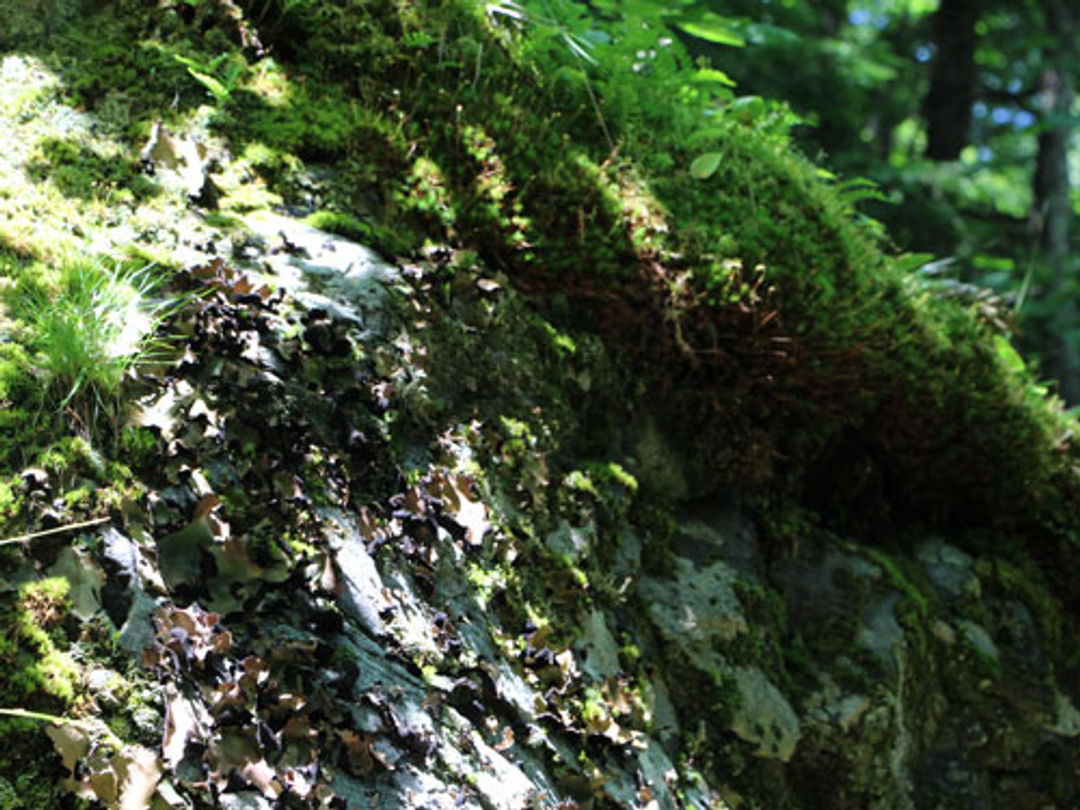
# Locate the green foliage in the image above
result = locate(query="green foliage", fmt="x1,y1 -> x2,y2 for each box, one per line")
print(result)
117,425 -> 161,470
694,0 -> 1080,402
0,752 -> 67,810
0,3 -> 1074,802
186,0 -> 1077,544
57,32 -> 194,117
863,547 -> 931,618
302,210 -> 375,241
0,476 -> 17,524
0,578 -> 86,808
0,342 -> 43,478
224,81 -> 370,159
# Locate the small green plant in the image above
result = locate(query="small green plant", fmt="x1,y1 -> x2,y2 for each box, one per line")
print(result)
8,258 -> 180,432
174,52 -> 246,104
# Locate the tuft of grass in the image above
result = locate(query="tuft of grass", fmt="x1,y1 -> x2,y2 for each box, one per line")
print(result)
7,258 -> 180,431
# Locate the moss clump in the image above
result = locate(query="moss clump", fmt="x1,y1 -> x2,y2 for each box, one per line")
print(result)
0,476 -> 17,523
863,547 -> 932,619
0,340 -> 42,477
117,425 -> 161,471
34,436 -> 106,488
224,81 -> 370,160
0,754 -> 67,810
0,577 -> 82,720
558,462 -> 638,531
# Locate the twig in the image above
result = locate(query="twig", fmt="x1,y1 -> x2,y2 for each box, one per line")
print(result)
0,516 -> 111,547
0,707 -> 77,725
0,708 -> 123,746
580,69 -> 614,152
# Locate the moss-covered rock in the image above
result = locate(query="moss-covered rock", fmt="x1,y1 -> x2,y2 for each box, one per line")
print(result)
0,0 -> 1077,807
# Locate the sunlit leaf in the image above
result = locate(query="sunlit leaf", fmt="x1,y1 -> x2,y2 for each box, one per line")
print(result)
115,746 -> 162,810
441,473 -> 491,546
45,546 -> 105,621
690,152 -> 723,180
46,723 -> 91,773
162,690 -> 201,768
894,252 -> 935,274
676,14 -> 745,47
691,68 -> 736,87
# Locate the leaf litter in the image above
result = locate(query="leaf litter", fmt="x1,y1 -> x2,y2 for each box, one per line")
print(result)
14,244 -> 663,809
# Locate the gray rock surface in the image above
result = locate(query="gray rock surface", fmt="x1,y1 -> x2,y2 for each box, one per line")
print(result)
320,507 -> 388,638
246,211 -> 400,330
729,665 -> 802,761
640,557 -> 748,647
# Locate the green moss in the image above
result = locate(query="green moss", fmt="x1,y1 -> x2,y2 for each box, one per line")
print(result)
590,462 -> 638,494
26,137 -> 160,203
117,425 -> 160,470
41,0 -> 1070,619
61,486 -> 92,508
0,477 -> 16,520
559,462 -> 638,534
57,32 -> 195,117
0,577 -> 81,720
0,341 -> 45,473
224,82 -> 371,160
537,318 -> 578,358
0,342 -> 33,401
729,581 -> 789,674
38,436 -> 106,481
0,3 -> 1070,805
992,557 -> 1076,666
302,210 -> 372,241
863,547 -> 932,618
0,744 -> 68,810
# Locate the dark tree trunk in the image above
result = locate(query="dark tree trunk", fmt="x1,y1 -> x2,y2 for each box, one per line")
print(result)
1035,0 -> 1078,401
924,0 -> 982,160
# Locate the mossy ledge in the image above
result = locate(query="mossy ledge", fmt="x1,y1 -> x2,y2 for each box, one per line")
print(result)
137,0 -> 1080,572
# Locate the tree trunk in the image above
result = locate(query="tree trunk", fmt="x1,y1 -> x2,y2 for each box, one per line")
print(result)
924,0 -> 981,160
1034,0 -> 1078,402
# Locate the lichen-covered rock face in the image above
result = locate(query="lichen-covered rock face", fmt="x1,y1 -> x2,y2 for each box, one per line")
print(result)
0,1 -> 1077,808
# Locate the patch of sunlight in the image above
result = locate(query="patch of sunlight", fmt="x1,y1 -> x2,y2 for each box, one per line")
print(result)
0,53 -> 231,269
